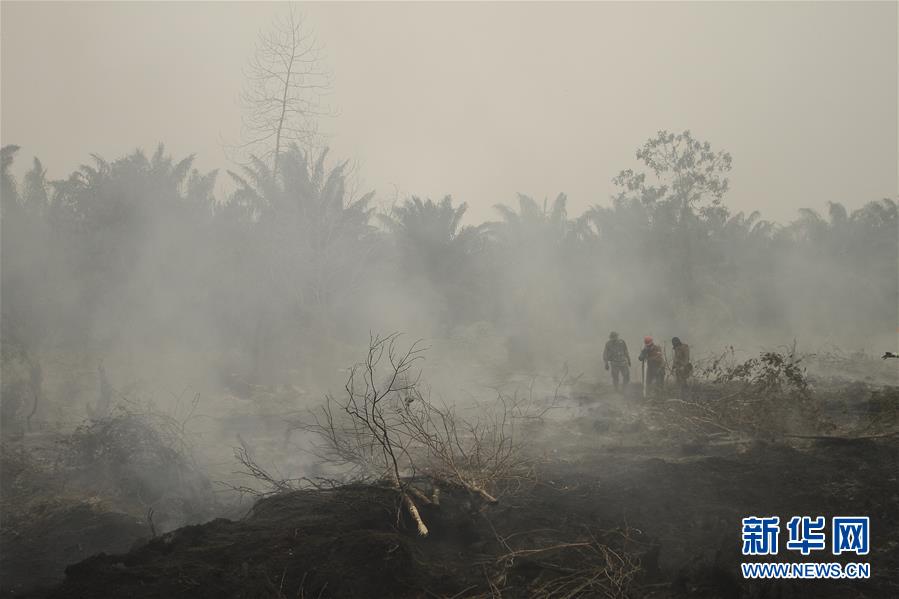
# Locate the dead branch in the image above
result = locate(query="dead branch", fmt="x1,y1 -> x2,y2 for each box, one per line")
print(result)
302,333 -> 538,537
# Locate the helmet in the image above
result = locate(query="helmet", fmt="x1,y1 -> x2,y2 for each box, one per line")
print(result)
644,336 -> 653,345
609,331 -> 619,339
672,337 -> 681,346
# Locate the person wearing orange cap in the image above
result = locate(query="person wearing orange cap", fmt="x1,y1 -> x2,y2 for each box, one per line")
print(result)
638,335 -> 665,394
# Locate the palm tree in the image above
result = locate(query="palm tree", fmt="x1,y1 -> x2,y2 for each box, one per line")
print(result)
21,158 -> 50,215
381,196 -> 484,270
489,193 -> 571,249
224,145 -> 378,379
379,195 -> 487,328
1,145 -> 21,216
227,145 -> 375,308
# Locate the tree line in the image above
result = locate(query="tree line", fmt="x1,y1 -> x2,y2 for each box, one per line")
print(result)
2,131 -> 896,389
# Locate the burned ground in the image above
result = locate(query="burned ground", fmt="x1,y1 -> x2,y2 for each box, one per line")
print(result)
6,374 -> 898,599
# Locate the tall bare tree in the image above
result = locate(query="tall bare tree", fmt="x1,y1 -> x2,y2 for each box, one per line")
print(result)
238,6 -> 332,173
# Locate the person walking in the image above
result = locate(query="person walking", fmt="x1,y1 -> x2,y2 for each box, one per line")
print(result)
602,331 -> 631,392
671,337 -> 692,398
638,336 -> 665,395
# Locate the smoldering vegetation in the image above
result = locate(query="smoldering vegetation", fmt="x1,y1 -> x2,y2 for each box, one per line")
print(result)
1,130 -> 897,598
2,133 -> 895,398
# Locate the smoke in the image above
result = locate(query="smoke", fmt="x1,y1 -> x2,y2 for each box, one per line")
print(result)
0,132 -> 896,520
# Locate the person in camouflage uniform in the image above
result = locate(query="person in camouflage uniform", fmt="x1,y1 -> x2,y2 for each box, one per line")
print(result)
639,336 -> 665,392
671,337 -> 692,398
603,331 -> 631,391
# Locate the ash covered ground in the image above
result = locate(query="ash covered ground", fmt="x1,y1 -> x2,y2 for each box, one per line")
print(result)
3,345 -> 897,599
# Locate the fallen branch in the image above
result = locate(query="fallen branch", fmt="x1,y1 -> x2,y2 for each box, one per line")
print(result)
780,431 -> 899,441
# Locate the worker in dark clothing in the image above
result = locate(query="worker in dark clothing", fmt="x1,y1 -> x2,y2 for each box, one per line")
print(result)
638,336 -> 665,393
602,331 -> 631,391
671,337 -> 692,398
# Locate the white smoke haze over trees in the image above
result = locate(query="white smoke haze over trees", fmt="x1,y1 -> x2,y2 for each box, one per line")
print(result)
1,0 -> 896,425
2,128 -> 895,409
0,3 -> 897,597
1,0 -> 896,432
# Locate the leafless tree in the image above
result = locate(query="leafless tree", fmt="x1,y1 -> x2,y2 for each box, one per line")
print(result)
301,333 -> 540,536
307,333 -> 432,534
237,5 -> 332,173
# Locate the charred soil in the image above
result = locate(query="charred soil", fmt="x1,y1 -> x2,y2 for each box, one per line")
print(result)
23,434 -> 899,599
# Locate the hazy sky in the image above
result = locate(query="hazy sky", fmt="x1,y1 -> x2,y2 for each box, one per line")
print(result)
2,1 -> 896,224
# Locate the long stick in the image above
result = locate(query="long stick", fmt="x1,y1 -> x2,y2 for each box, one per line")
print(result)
642,359 -> 646,399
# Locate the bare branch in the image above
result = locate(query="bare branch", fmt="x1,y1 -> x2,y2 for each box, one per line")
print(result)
232,5 -> 334,170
